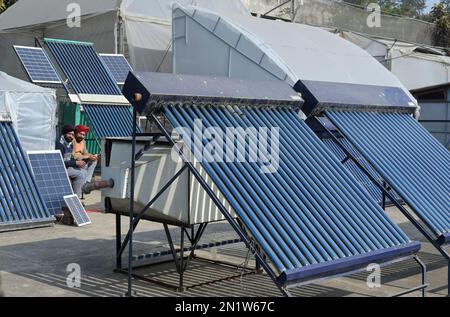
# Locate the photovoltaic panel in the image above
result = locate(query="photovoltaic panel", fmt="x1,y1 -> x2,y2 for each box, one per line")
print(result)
100,54 -> 133,85
45,38 -> 122,95
14,46 -> 61,84
27,151 -> 74,216
64,194 -> 91,226
0,122 -> 54,231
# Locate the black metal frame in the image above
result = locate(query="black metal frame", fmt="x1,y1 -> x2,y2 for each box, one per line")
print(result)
314,115 -> 448,296
114,216 -> 255,292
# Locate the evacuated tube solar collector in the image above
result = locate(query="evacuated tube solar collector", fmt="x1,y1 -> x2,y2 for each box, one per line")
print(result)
295,79 -> 450,295
112,72 -> 425,296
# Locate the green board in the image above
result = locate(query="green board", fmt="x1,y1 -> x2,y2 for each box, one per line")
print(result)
59,101 -> 101,155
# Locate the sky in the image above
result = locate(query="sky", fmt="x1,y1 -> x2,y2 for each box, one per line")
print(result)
425,0 -> 442,12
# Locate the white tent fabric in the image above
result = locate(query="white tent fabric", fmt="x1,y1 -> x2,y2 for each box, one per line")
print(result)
0,0 -> 446,91
339,32 -> 450,90
0,0 -> 250,76
120,0 -> 251,72
0,0 -> 121,30
121,0 -> 249,20
173,5 -> 410,92
0,72 -> 57,151
390,51 -> 450,90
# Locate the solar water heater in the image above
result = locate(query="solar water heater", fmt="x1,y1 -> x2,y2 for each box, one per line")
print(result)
295,79 -> 450,295
115,72 -> 426,296
0,121 -> 54,231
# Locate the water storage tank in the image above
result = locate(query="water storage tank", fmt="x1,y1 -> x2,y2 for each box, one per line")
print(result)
101,137 -> 235,226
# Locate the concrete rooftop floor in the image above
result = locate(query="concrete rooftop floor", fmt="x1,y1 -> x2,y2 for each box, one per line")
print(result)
0,190 -> 448,297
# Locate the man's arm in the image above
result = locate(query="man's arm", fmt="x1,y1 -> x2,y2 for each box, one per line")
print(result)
80,140 -> 98,161
55,141 -> 78,168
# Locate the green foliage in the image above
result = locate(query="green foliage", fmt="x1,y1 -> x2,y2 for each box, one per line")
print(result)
344,0 -> 449,48
344,0 -> 426,17
430,0 -> 450,48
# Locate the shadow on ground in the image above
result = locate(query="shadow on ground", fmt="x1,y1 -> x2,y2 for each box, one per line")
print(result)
1,232 -> 447,297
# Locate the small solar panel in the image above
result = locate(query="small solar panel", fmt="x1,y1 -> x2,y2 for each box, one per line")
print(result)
14,46 -> 61,84
27,151 -> 74,216
64,194 -> 91,226
100,54 -> 133,84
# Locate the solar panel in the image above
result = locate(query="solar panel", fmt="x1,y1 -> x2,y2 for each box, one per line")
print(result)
0,123 -> 54,230
45,39 -> 122,95
100,54 -> 133,85
64,194 -> 91,226
27,151 -> 74,216
14,46 -> 61,84
83,104 -> 137,138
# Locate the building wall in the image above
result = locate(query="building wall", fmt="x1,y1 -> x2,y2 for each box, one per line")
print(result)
417,87 -> 450,150
242,0 -> 435,45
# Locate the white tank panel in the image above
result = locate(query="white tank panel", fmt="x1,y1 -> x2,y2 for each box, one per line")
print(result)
102,140 -> 236,226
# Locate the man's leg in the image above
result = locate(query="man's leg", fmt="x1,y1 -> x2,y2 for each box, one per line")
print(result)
84,160 -> 98,183
67,167 -> 87,198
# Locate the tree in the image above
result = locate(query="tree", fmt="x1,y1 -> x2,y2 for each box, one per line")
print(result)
344,0 -> 427,17
399,0 -> 427,17
429,0 -> 450,48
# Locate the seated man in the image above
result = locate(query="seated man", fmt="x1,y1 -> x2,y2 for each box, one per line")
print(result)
55,124 -> 88,198
73,125 -> 98,185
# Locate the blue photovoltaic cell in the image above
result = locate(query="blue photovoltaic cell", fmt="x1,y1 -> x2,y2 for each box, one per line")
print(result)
14,46 -> 61,84
45,39 -> 122,95
64,194 -> 91,226
0,123 -> 54,230
100,54 -> 133,84
28,151 -> 74,216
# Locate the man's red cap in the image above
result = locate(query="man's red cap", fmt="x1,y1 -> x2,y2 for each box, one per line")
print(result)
75,125 -> 90,134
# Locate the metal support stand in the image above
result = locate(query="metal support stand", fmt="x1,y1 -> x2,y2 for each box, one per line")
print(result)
164,224 -> 186,291
125,106 -> 137,297
391,256 -> 427,297
116,212 -> 122,270
115,220 -> 254,292
415,256 -> 427,298
315,116 -> 450,296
